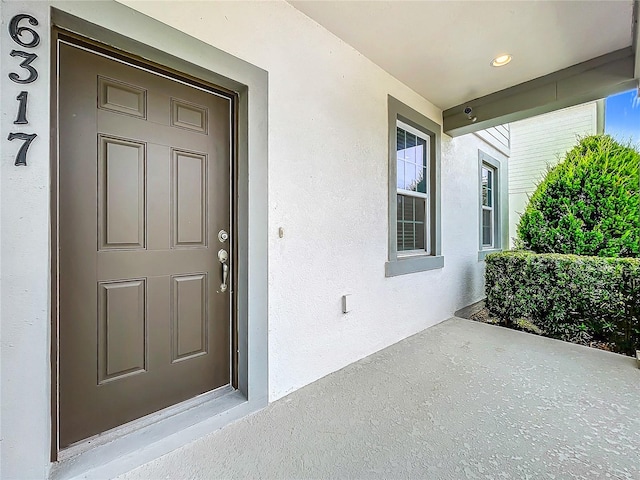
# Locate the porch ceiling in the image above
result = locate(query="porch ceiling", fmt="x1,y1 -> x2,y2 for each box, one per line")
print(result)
288,1 -> 636,111
289,0 -> 640,136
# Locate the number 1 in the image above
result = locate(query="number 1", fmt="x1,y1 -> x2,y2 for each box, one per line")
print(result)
14,91 -> 28,125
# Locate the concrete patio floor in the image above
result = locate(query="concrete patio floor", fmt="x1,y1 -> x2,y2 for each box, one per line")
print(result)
117,318 -> 640,480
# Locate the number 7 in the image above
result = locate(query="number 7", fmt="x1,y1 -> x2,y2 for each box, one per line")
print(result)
7,132 -> 37,166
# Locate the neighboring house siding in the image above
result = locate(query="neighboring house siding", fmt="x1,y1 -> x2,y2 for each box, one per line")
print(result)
475,124 -> 510,156
508,102 -> 600,246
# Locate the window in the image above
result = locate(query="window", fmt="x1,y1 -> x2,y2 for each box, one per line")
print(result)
478,151 -> 502,260
386,96 -> 443,277
481,165 -> 495,248
396,122 -> 429,254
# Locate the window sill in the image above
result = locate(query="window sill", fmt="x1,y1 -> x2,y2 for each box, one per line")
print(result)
385,255 -> 444,277
478,248 -> 502,261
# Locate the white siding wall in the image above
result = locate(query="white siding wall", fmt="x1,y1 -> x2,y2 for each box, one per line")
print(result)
508,102 -> 599,245
475,124 -> 510,156
0,0 -> 507,476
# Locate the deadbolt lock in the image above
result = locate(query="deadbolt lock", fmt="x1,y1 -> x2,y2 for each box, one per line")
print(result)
218,230 -> 229,243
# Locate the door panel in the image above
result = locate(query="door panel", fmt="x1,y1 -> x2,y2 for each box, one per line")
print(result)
98,136 -> 146,249
98,280 -> 147,383
173,150 -> 208,247
98,76 -> 147,118
172,274 -> 208,361
58,42 -> 232,447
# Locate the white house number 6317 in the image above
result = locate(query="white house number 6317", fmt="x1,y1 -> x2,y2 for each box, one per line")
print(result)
7,14 -> 40,166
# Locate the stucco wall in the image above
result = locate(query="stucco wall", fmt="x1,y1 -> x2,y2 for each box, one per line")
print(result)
1,2 -> 53,478
116,0 -> 503,399
0,0 -> 506,477
508,102 -> 599,245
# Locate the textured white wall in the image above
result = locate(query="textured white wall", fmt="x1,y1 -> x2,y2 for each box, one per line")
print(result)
508,102 -> 598,244
116,0 -> 503,399
0,0 -> 505,476
1,1 -> 52,478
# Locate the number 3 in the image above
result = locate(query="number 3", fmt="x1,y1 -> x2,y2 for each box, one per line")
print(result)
8,50 -> 38,84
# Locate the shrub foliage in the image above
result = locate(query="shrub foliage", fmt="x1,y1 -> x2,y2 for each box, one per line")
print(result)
485,250 -> 640,355
517,135 -> 640,258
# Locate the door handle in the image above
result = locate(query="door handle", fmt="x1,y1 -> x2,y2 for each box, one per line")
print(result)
218,249 -> 229,293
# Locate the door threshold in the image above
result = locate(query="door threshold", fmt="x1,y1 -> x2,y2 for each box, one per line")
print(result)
51,387 -> 256,480
59,384 -> 235,460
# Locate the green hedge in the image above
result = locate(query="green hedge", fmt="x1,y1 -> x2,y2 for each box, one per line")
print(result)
516,135 -> 640,258
485,250 -> 640,355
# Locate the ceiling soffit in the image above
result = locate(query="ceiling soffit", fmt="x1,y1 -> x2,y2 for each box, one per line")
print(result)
289,1 -> 636,111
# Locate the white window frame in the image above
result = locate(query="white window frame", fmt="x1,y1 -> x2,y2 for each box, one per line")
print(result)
385,96 -> 443,277
396,120 -> 431,256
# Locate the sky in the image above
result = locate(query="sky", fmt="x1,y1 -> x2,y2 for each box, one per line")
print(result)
604,89 -> 640,146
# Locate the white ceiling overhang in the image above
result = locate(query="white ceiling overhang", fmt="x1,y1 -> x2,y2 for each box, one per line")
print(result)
289,0 -> 639,136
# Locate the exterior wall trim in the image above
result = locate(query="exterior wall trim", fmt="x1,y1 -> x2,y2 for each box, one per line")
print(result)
386,95 -> 444,276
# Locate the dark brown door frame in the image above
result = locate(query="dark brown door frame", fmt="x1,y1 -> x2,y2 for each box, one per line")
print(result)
50,27 -> 239,460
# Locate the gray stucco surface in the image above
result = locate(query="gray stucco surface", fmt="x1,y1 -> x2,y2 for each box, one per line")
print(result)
117,318 -> 640,480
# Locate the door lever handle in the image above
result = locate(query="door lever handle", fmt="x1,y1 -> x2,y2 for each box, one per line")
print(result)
220,263 -> 229,293
218,249 -> 229,293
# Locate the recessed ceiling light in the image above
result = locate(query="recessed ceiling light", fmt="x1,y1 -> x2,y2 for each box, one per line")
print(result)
491,54 -> 512,67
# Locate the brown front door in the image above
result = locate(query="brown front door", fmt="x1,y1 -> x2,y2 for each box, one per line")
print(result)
58,40 -> 232,447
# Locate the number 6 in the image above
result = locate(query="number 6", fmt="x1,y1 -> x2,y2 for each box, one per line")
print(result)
8,14 -> 40,48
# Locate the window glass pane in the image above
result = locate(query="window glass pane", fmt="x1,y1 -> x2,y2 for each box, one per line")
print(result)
415,194 -> 425,220
396,127 -> 405,152
398,127 -> 429,192
415,196 -> 426,250
486,169 -> 493,207
405,131 -> 416,147
397,128 -> 415,162
415,221 -> 425,250
482,209 -> 492,246
397,221 -> 404,251
402,194 -> 415,220
404,132 -> 416,162
399,146 -> 414,163
403,222 -> 416,250
416,166 -> 427,194
416,137 -> 427,167
396,160 -> 404,189
481,167 -> 489,206
404,163 -> 419,191
415,144 -> 423,166
397,195 -> 426,251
